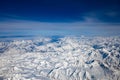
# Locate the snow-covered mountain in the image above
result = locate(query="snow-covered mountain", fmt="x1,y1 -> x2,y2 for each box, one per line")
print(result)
0,36 -> 120,80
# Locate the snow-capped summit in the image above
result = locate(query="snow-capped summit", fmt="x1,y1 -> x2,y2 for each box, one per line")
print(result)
0,36 -> 120,80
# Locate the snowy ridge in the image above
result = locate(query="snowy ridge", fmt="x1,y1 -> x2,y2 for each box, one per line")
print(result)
0,36 -> 120,80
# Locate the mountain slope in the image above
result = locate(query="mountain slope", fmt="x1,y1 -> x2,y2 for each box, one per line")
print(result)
0,36 -> 120,80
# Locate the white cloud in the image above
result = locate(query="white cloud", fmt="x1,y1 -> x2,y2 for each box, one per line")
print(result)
82,16 -> 100,23
0,17 -> 120,36
105,11 -> 118,17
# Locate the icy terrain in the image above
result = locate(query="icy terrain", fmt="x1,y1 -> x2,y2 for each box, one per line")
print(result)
0,36 -> 120,80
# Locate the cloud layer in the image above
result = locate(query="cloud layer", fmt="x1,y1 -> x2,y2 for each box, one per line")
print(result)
0,18 -> 120,37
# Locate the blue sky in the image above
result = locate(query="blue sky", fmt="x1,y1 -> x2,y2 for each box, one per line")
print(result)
0,0 -> 120,37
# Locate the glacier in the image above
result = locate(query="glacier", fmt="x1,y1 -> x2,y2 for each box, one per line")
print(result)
0,36 -> 120,80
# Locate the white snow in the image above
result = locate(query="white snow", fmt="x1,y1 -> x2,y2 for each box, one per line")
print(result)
0,36 -> 120,80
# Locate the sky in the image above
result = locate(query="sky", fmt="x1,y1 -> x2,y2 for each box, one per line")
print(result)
0,0 -> 120,37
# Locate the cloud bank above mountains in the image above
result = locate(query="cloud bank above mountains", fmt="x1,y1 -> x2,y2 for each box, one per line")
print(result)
0,18 -> 120,37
